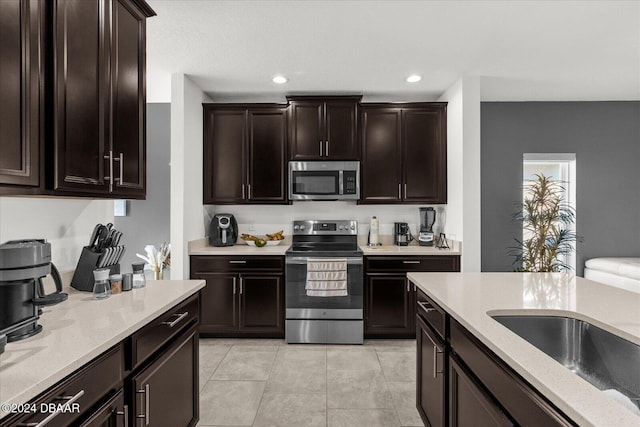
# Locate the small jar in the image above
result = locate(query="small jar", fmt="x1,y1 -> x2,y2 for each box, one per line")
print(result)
109,274 -> 123,294
93,268 -> 111,300
122,273 -> 133,291
132,262 -> 146,289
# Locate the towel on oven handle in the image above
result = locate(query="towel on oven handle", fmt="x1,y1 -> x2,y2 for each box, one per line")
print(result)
306,258 -> 348,297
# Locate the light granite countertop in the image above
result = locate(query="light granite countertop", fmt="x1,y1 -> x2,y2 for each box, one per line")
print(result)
188,236 -> 461,256
0,279 -> 205,419
407,272 -> 640,427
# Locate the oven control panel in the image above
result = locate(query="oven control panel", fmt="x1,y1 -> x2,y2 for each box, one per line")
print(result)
292,220 -> 358,235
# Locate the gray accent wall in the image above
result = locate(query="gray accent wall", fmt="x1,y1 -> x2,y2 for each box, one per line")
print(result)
481,102 -> 640,275
114,103 -> 171,272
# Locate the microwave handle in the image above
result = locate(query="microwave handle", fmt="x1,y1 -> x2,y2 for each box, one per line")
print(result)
339,170 -> 344,195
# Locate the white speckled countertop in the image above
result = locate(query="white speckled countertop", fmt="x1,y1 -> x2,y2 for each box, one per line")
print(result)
0,280 -> 205,419
188,236 -> 461,256
407,272 -> 640,427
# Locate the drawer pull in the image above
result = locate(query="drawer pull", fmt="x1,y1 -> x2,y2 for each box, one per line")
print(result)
402,261 -> 421,264
162,311 -> 189,328
417,301 -> 437,313
17,390 -> 85,427
117,404 -> 129,427
136,384 -> 150,425
229,260 -> 247,264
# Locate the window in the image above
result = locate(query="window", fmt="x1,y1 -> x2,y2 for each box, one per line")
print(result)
523,153 -> 577,271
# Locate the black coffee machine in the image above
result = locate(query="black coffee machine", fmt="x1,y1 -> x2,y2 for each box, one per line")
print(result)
209,214 -> 238,247
394,222 -> 411,246
0,240 -> 68,352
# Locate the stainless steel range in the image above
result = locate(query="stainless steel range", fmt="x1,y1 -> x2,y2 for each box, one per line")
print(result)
285,220 -> 363,344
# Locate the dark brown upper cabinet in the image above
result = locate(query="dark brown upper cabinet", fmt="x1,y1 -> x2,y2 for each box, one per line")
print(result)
360,103 -> 447,204
203,105 -> 287,204
287,96 -> 361,160
0,0 -> 154,199
0,0 -> 44,190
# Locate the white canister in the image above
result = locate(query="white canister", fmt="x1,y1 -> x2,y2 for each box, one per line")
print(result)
369,216 -> 380,245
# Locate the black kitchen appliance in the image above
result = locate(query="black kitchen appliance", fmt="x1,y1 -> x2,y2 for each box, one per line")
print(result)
419,207 -> 436,246
394,222 -> 411,246
209,214 -> 238,247
0,240 -> 68,347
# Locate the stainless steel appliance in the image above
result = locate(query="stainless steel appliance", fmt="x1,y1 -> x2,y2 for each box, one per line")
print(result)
209,214 -> 238,247
394,222 -> 411,246
285,220 -> 363,344
0,240 -> 68,352
289,161 -> 360,201
418,207 -> 436,246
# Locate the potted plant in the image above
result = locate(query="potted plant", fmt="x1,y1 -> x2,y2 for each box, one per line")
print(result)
511,174 -> 580,272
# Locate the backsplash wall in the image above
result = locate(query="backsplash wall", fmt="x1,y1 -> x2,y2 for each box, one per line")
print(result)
204,203 -> 450,240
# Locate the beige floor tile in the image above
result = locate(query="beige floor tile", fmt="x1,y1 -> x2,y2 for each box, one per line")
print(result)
386,381 -> 417,407
213,349 -> 277,381
327,369 -> 394,409
327,347 -> 382,371
202,338 -> 285,346
253,392 -> 326,427
266,359 -> 326,393
199,345 -> 232,390
394,405 -> 424,427
199,380 -> 265,426
377,351 -> 416,381
368,339 -> 417,352
327,409 -> 401,427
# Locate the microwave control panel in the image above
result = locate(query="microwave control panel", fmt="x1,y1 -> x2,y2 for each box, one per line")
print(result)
343,171 -> 357,194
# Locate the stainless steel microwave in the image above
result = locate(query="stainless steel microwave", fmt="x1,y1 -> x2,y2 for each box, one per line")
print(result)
288,161 -> 360,201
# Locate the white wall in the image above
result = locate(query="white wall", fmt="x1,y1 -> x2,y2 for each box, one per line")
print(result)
0,198 -> 114,275
170,74 -> 211,279
439,77 -> 482,271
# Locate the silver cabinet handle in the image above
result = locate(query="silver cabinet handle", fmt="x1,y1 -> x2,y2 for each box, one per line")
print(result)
319,141 -> 323,156
233,277 -> 237,294
433,344 -> 444,378
113,152 -> 123,184
241,184 -> 245,199
136,384 -> 150,425
17,390 -> 85,427
161,312 -> 188,328
104,150 -> 114,192
325,141 -> 329,156
404,183 -> 407,199
239,277 -> 243,295
117,404 -> 129,427
398,183 -> 401,199
417,301 -> 437,313
229,260 -> 246,264
247,183 -> 251,199
402,260 -> 421,264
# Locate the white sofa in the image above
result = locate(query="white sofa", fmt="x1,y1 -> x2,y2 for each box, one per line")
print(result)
584,257 -> 640,294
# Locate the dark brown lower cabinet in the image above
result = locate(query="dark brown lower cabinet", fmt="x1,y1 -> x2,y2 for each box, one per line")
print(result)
79,389 -> 126,427
197,273 -> 238,334
239,275 -> 284,334
449,356 -> 513,427
365,275 -> 414,338
416,315 -> 446,427
131,324 -> 199,427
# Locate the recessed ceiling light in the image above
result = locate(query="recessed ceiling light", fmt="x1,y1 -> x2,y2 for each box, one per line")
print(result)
272,75 -> 288,84
405,74 -> 422,83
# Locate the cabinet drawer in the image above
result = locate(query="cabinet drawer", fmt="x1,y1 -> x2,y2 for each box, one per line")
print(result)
450,320 -> 574,427
130,294 -> 199,370
365,256 -> 460,272
7,344 -> 123,427
416,288 -> 447,340
190,255 -> 284,273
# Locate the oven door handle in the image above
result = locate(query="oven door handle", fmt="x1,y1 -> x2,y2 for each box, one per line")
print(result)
285,257 -> 363,265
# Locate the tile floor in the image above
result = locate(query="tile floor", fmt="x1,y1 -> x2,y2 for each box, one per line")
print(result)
197,339 -> 423,427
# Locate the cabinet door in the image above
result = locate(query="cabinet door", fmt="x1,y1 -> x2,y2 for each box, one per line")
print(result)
365,275 -> 414,337
247,109 -> 287,202
360,107 -> 402,203
53,0 -> 110,194
449,356 -> 513,427
195,273 -> 238,334
203,109 -> 246,203
0,0 -> 42,188
325,101 -> 358,159
402,107 -> 447,203
111,0 -> 146,198
288,101 -> 323,160
79,389 -> 126,427
417,316 -> 446,427
132,326 -> 199,427
239,274 -> 284,335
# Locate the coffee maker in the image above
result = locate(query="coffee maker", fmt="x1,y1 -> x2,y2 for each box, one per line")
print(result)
209,214 -> 238,247
0,240 -> 68,351
418,207 -> 436,246
394,222 -> 411,246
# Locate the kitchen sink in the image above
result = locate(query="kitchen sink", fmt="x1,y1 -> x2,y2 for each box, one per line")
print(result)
492,315 -> 640,410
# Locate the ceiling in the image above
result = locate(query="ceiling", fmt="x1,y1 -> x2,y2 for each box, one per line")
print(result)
145,0 -> 640,103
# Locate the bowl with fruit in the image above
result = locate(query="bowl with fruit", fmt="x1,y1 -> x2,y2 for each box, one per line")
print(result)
241,230 -> 285,247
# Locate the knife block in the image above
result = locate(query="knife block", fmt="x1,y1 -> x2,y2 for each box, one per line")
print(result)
71,246 -> 120,292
